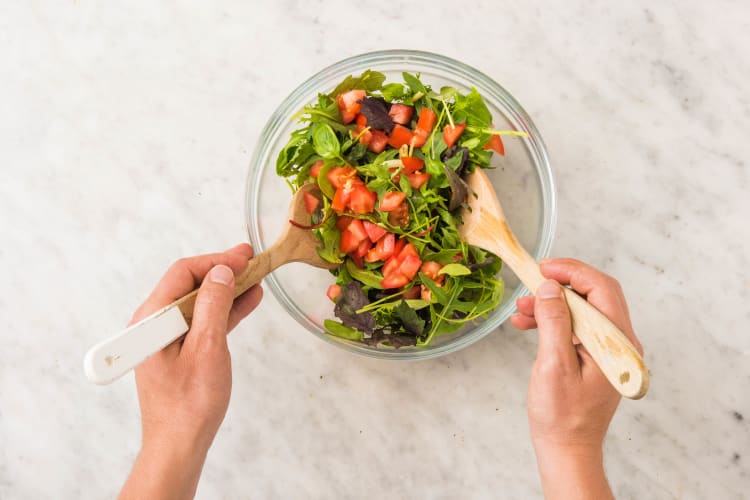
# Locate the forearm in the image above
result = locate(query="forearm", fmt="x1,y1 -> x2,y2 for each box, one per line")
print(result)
533,443 -> 613,500
119,438 -> 209,500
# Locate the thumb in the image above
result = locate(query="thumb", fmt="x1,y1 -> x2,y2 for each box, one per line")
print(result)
184,264 -> 236,351
534,279 -> 578,371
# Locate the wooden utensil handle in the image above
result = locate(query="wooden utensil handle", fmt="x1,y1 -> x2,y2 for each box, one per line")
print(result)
174,249 -> 275,325
514,254 -> 649,399
561,288 -> 648,399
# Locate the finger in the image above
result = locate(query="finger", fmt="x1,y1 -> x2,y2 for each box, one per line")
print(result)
511,313 -> 537,330
540,258 -> 641,355
516,296 -> 535,316
225,243 -> 254,259
151,252 -> 249,302
182,265 -> 236,353
534,279 -> 579,372
227,285 -> 263,332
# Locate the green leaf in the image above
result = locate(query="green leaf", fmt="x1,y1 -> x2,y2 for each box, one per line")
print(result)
394,300 -> 425,336
311,123 -> 341,159
315,162 -> 336,199
329,70 -> 386,97
402,72 -> 428,95
419,273 -> 447,303
381,82 -> 407,101
345,259 -> 384,289
438,263 -> 472,276
324,319 -> 364,341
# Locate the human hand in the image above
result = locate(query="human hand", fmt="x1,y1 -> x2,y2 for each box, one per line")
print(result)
119,243 -> 263,500
511,258 -> 643,499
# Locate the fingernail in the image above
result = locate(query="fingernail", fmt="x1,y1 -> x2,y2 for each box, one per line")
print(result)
208,265 -> 234,286
537,279 -> 560,299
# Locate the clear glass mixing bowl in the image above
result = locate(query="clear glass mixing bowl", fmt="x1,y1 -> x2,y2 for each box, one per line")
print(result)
246,50 -> 556,360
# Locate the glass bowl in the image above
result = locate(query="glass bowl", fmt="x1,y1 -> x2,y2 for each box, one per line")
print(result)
246,50 -> 556,360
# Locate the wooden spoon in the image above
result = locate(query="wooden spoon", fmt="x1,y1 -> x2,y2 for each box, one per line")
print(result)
458,168 -> 649,399
84,183 -> 334,384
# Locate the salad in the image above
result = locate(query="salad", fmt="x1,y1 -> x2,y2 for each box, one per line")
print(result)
276,70 -> 527,347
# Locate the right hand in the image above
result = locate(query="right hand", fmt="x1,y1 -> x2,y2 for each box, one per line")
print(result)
511,258 -> 643,498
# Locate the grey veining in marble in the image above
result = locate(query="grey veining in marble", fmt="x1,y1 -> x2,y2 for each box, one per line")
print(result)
1,1 -> 748,499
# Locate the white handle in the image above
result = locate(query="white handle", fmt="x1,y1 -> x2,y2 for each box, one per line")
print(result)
84,305 -> 189,385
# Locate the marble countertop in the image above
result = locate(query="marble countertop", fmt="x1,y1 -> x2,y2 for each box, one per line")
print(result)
2,2 -> 748,498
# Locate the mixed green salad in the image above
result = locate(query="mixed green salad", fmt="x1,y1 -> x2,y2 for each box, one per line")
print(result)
276,70 -> 527,347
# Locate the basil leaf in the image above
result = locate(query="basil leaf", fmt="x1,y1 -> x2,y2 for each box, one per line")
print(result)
312,123 -> 341,159
438,263 -> 472,276
324,319 -> 364,341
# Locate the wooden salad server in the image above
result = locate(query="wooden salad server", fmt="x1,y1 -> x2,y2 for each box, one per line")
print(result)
458,168 -> 649,399
84,183 -> 333,384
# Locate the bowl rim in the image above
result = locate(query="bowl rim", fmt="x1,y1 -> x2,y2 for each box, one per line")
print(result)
246,49 -> 556,360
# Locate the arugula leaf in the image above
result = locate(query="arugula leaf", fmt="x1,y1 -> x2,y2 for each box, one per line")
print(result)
419,273 -> 447,303
438,263 -> 472,276
394,301 -> 425,336
311,123 -> 341,159
324,319 -> 364,341
345,259 -> 384,289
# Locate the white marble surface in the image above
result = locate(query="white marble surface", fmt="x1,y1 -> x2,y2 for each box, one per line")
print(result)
1,2 -> 748,498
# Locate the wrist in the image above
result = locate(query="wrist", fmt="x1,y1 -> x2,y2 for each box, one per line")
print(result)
533,441 -> 612,500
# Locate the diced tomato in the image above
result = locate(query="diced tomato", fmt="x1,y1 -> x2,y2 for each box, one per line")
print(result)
340,230 -> 360,254
379,191 -> 406,212
358,128 -> 373,145
381,272 -> 410,289
416,108 -> 437,133
362,221 -> 387,242
388,104 -> 414,125
399,254 -> 422,280
326,166 -> 358,189
393,237 -> 406,257
349,185 -> 377,214
350,253 -> 364,269
337,100 -> 357,124
402,286 -> 421,300
340,219 -> 368,254
368,129 -> 388,153
411,128 -> 429,148
401,156 -> 424,173
365,232 -> 395,262
410,108 -> 438,148
452,252 -> 463,262
406,172 -> 430,189
484,134 -> 505,155
310,160 -> 323,178
382,255 -> 400,277
303,192 -> 319,215
355,238 -> 371,258
398,242 -> 419,261
387,202 -> 410,227
388,124 -> 414,149
327,284 -> 341,302
336,89 -> 366,124
346,218 -> 368,242
420,285 -> 432,302
336,215 -> 353,231
420,261 -> 444,285
331,187 -> 348,213
443,122 -> 466,148
356,114 -> 367,128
